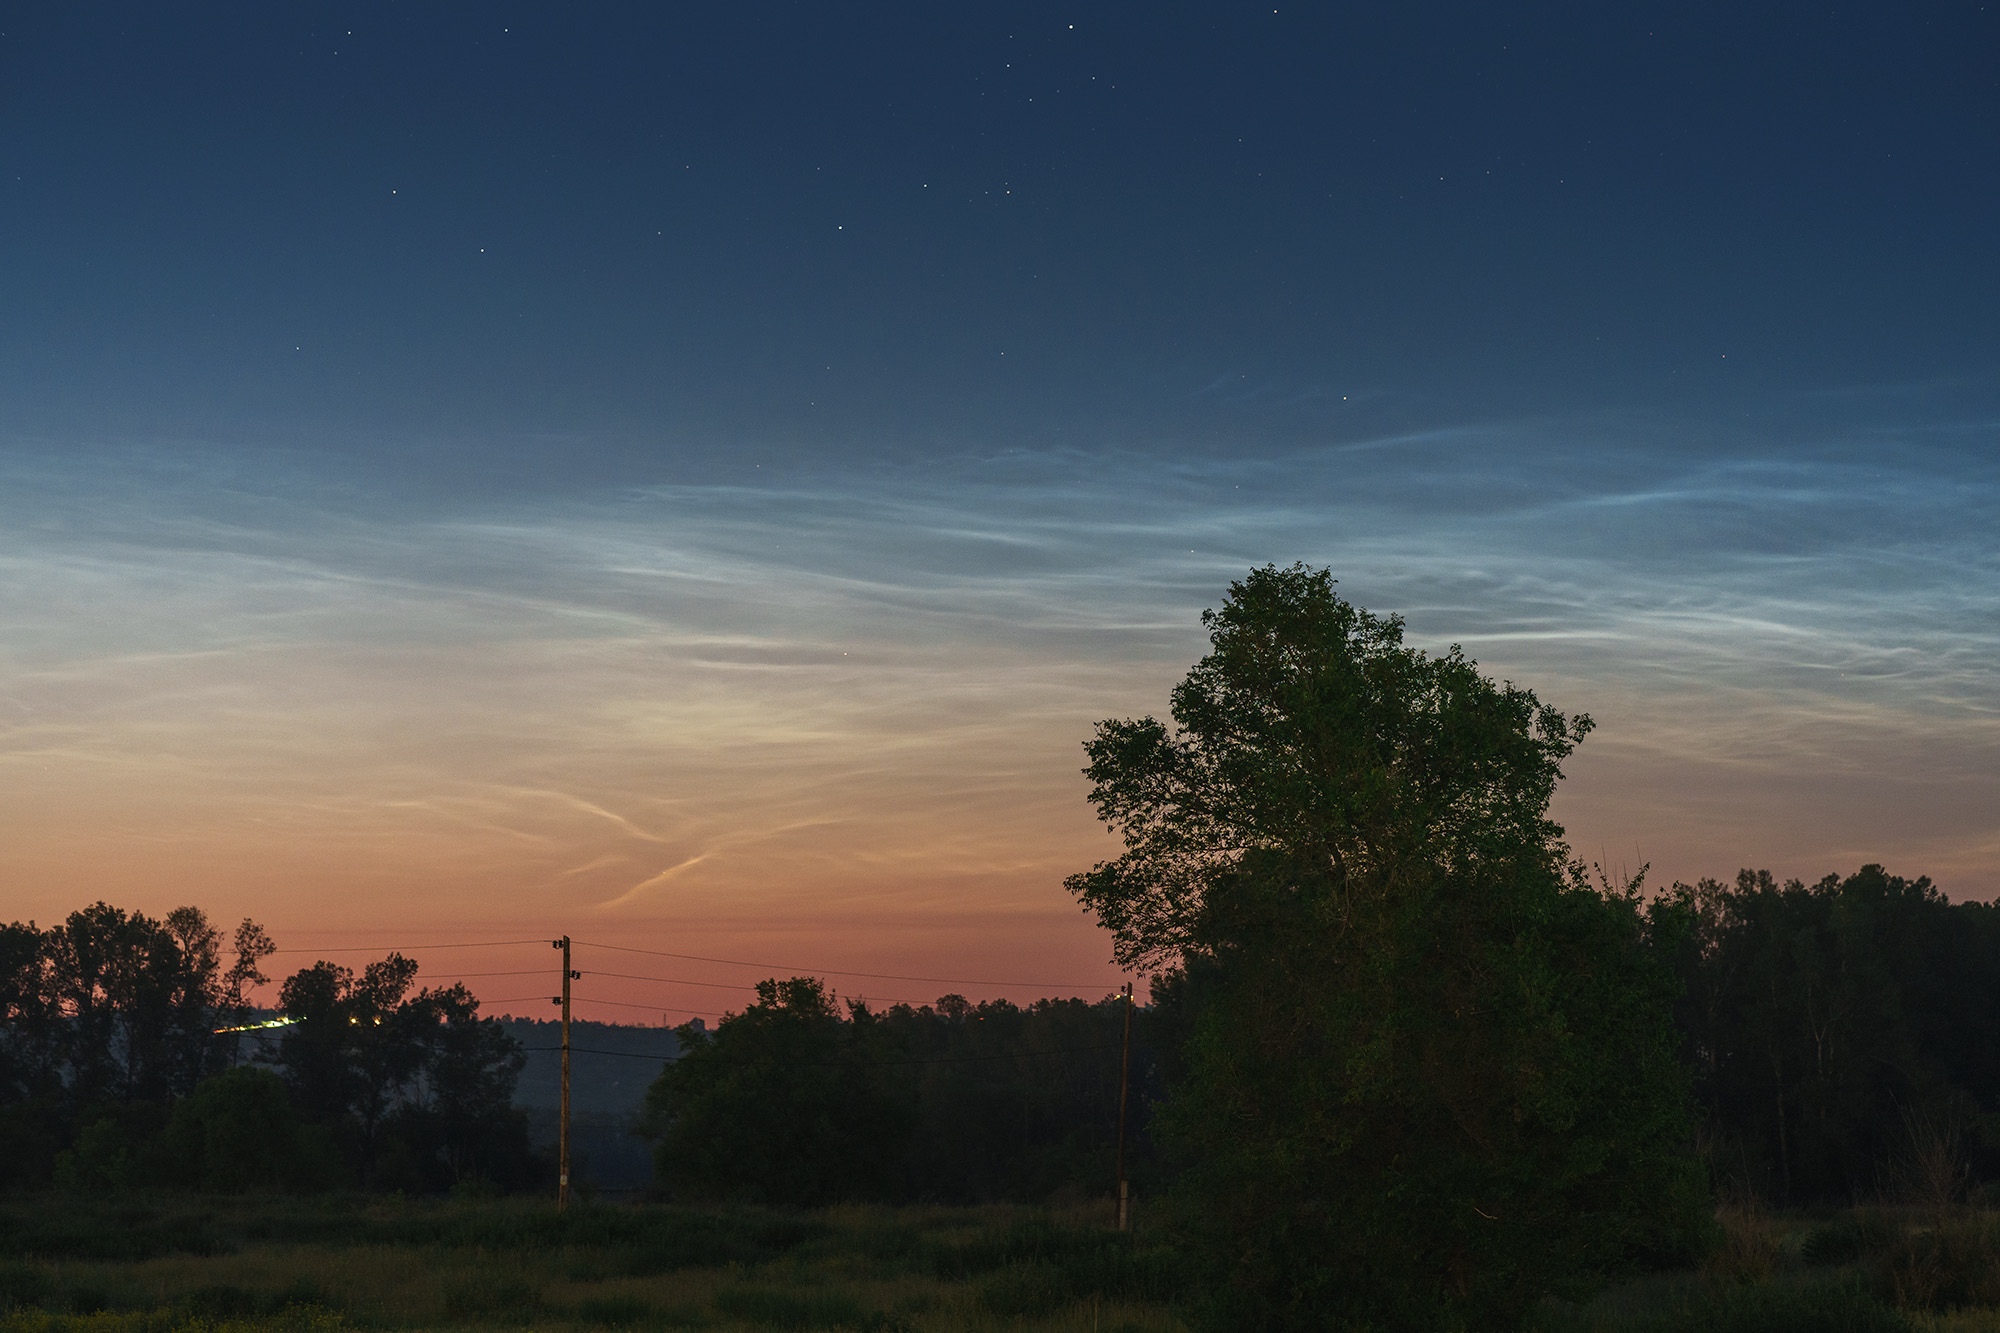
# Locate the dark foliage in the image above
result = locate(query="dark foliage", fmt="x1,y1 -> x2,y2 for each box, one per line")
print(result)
266,954 -> 537,1191
639,977 -> 1162,1207
0,904 -> 533,1194
1662,866 -> 2000,1206
0,1194 -> 1183,1329
151,1066 -> 345,1193
1065,566 -> 1712,1330
1532,1274 -> 1911,1333
0,902 -> 274,1192
0,904 -> 270,1108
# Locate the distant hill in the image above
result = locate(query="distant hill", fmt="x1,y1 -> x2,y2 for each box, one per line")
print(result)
496,1017 -> 682,1194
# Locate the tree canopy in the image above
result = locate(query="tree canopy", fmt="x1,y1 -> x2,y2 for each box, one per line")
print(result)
0,904 -> 532,1195
274,954 -> 532,1191
641,978 -> 1156,1206
1067,565 -> 1709,1330
1662,865 -> 2000,1207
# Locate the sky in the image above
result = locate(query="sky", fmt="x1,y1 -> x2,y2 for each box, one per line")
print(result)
2,3 -> 1997,1021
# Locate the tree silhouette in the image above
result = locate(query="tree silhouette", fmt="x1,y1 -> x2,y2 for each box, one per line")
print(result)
1067,565 -> 1708,1330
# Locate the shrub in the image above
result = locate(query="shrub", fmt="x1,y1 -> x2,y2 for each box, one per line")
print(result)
1804,1212 -> 1906,1267
1707,1204 -> 1782,1283
1872,1215 -> 2000,1311
154,1067 -> 343,1193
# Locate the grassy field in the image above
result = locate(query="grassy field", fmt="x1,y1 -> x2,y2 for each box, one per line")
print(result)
0,1196 -> 1184,1332
1532,1205 -> 2000,1333
21,1196 -> 2000,1331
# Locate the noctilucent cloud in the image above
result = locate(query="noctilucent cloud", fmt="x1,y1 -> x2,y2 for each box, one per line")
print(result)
3,5 -> 1996,1017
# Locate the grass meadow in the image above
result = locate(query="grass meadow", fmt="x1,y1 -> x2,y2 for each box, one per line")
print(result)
1533,1204 -> 2000,1333
18,1196 -> 2000,1330
0,1196 -> 1181,1333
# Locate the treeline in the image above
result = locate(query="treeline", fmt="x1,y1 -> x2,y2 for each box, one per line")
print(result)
0,903 -> 535,1194
639,977 -> 1168,1206
11,869 -> 1999,1212
641,864 -> 2000,1214
1661,863 -> 2000,1205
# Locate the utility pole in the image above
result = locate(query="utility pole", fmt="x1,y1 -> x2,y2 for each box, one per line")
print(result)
554,936 -> 575,1211
1115,980 -> 1133,1232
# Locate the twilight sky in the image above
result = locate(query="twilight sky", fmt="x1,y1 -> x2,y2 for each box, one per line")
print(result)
2,4 -> 1997,1018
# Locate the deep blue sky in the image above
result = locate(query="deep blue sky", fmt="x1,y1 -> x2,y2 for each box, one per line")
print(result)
2,4 -> 1996,998
7,3 -> 1997,462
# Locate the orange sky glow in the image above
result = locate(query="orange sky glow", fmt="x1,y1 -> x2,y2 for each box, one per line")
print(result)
3,445 -> 1995,1022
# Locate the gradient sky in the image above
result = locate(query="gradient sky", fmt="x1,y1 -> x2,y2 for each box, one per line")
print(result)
3,4 -> 1997,1020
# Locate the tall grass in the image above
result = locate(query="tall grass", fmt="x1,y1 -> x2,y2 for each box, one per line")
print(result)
34,1195 -> 2000,1332
0,1197 -> 1185,1332
1535,1204 -> 2000,1333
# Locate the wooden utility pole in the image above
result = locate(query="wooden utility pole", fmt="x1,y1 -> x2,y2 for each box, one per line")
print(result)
1115,980 -> 1133,1232
554,935 -> 574,1211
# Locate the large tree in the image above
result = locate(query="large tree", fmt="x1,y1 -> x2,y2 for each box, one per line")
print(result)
642,977 -> 907,1205
274,955 -> 530,1189
1067,565 -> 1708,1330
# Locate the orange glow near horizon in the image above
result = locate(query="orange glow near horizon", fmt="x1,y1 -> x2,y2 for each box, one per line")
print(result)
4,445 -> 1995,1020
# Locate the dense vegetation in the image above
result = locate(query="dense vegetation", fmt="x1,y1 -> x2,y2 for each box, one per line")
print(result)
1658,865 -> 2000,1207
0,906 -> 534,1195
0,1193 -> 1180,1331
1058,565 -> 1709,1329
16,1194 -> 2000,1331
640,979 -> 1165,1207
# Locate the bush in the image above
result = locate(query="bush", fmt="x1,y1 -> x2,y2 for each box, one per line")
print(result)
1803,1212 -> 1906,1267
52,1119 -> 135,1193
1707,1205 -> 1782,1283
0,1262 -> 54,1310
154,1068 -> 343,1193
1872,1215 -> 2000,1311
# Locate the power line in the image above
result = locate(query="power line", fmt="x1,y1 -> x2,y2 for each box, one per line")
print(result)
252,936 -> 1127,996
417,969 -> 551,979
571,939 -> 1122,992
499,1009 -> 719,1023
577,968 -> 939,1007
518,1041 -> 1140,1069
573,969 -> 763,993
266,939 -> 548,954
522,1045 -> 675,1060
566,995 -> 721,1015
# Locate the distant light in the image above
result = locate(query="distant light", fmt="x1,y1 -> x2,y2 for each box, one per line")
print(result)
214,1015 -> 296,1034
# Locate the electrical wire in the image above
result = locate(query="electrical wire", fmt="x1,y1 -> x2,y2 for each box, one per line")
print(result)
574,968 -> 940,1007
571,939 -> 1123,991
573,969 -> 760,992
521,1046 -> 676,1060
518,1041 -> 1139,1069
413,969 -> 552,979
250,939 -> 1134,1028
266,939 -> 551,954
253,935 -> 1127,995
565,995 -> 719,1014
